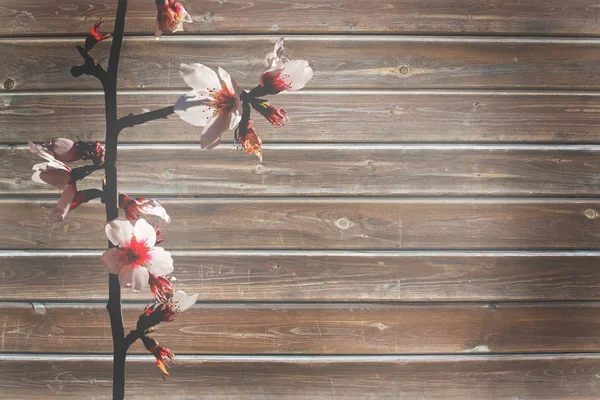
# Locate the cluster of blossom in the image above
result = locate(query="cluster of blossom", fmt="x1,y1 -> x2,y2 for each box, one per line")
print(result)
28,138 -> 196,375
102,217 -> 197,375
174,38 -> 313,161
29,139 -> 105,221
27,0 -> 313,377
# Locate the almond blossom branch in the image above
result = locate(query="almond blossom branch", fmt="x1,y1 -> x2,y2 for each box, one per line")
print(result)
102,1 -> 129,399
119,106 -> 175,130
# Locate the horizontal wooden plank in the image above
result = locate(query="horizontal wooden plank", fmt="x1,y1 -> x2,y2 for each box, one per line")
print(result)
1,198 -> 599,250
7,144 -> 600,196
3,302 -> 600,354
5,91 -> 600,144
3,354 -> 600,400
4,251 -> 600,302
4,37 -> 600,91
3,1 -> 600,36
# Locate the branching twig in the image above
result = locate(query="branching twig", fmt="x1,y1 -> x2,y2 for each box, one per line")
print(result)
119,106 -> 175,130
71,46 -> 107,82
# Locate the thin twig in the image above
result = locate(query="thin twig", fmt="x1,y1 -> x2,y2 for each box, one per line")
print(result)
119,106 -> 175,130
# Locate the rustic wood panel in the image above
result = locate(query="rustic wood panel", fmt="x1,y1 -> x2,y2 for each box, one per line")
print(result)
4,1 -> 600,36
3,302 -> 600,354
3,251 -> 600,302
4,37 -> 600,91
4,91 -> 600,144
7,144 -> 600,196
3,354 -> 600,399
1,199 -> 599,250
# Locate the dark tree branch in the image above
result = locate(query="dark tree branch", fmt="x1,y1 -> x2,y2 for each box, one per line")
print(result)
119,106 -> 175,130
103,1 -> 128,399
71,46 -> 108,82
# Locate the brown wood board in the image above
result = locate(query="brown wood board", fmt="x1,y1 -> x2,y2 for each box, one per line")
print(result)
3,354 -> 600,399
5,37 -> 600,91
3,251 -> 600,301
4,91 -> 600,144
4,1 -> 600,36
4,354 -> 600,399
7,144 -> 600,196
1,198 -> 599,250
3,302 -> 600,354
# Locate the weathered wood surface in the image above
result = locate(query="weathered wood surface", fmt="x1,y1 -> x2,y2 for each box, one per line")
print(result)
5,37 -> 600,91
4,354 -> 600,400
4,1 -> 600,36
7,144 -> 600,196
4,251 -> 600,302
4,302 -> 600,354
5,91 -> 600,144
1,199 -> 599,250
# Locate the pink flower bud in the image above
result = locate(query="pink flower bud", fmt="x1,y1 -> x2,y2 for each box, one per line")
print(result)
155,0 -> 193,39
234,117 -> 263,162
253,101 -> 290,127
144,337 -> 175,376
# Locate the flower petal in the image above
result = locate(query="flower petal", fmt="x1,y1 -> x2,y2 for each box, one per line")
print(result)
172,290 -> 198,312
200,114 -> 229,149
51,184 -> 77,222
174,91 -> 215,127
117,265 -> 134,288
134,218 -> 157,248
181,5 -> 193,23
265,38 -> 286,71
146,247 -> 174,276
179,63 -> 220,94
101,247 -> 127,274
29,141 -> 57,163
35,166 -> 71,190
130,267 -> 150,291
282,60 -> 313,91
217,67 -> 242,97
105,219 -> 135,247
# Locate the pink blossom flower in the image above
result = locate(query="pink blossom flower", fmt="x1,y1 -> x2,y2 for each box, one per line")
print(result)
29,142 -> 78,221
144,290 -> 198,322
155,0 -> 193,39
101,219 -> 174,291
40,138 -> 105,165
174,63 -> 242,149
259,38 -> 313,95
120,195 -> 170,223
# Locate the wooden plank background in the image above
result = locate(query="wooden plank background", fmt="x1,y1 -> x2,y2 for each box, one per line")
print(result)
1,0 -> 600,398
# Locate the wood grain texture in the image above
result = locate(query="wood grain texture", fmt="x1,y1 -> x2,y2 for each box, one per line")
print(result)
7,144 -> 600,196
4,1 -> 600,36
4,302 -> 600,354
4,91 -> 600,144
3,354 -> 600,400
5,37 -> 600,91
1,198 -> 599,250
4,251 -> 600,302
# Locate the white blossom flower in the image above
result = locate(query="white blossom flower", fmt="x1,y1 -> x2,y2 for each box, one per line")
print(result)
174,63 -> 242,149
120,195 -> 170,223
101,218 -> 174,291
259,38 -> 313,95
29,141 -> 77,221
